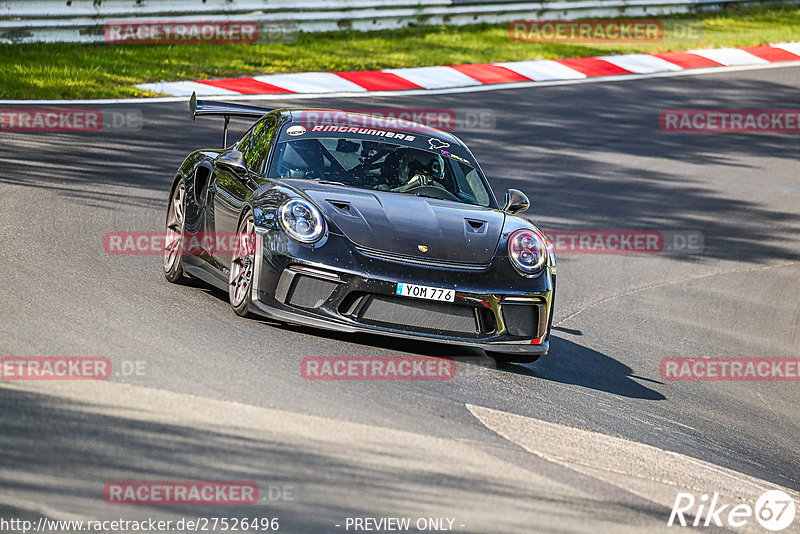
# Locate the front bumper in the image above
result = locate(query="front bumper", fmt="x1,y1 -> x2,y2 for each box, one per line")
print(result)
249,231 -> 555,355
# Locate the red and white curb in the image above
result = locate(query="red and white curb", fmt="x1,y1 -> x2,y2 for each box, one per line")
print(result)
137,43 -> 800,97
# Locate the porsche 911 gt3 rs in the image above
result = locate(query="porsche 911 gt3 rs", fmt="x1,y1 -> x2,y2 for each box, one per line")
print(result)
164,94 -> 556,362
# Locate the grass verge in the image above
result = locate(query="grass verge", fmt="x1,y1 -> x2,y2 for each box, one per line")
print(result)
1,3 -> 799,99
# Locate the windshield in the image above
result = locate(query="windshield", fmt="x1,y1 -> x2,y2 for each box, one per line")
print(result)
268,137 -> 494,207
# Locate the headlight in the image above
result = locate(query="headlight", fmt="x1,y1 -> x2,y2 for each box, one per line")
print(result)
278,198 -> 325,243
508,229 -> 546,275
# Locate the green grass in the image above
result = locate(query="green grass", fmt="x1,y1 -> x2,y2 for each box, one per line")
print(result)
2,3 -> 800,99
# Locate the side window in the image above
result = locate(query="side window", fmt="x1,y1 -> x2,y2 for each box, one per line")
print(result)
243,118 -> 277,174
450,160 -> 491,207
464,169 -> 491,206
237,126 -> 255,153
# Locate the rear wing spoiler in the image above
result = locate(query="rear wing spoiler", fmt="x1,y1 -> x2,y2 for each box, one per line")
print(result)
189,92 -> 274,147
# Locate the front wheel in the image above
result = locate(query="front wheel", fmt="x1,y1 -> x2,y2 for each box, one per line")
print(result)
229,211 -> 257,317
164,181 -> 189,284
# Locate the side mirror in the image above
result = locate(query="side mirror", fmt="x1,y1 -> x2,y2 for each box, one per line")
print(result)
503,189 -> 530,214
216,150 -> 248,176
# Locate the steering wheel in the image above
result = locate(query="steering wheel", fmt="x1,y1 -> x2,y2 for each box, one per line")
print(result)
279,162 -> 317,179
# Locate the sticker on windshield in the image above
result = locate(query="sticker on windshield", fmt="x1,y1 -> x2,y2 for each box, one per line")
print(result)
310,124 -> 416,141
286,125 -> 307,136
428,138 -> 450,150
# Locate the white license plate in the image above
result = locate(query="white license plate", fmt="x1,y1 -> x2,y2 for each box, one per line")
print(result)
395,282 -> 455,302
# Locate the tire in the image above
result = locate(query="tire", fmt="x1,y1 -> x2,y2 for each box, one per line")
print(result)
229,211 -> 257,317
164,180 -> 189,284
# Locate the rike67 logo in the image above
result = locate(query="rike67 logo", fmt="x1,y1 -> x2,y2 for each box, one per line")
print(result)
669,490 -> 796,531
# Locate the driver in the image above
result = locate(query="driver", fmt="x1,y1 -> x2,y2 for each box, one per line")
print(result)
428,158 -> 444,182
392,151 -> 445,193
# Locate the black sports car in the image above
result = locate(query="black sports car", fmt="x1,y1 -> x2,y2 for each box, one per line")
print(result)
164,94 -> 556,362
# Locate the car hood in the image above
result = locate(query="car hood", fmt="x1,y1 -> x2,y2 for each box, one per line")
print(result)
283,181 -> 505,264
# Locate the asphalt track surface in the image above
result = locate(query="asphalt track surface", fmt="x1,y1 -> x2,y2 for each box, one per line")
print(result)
1,65 -> 799,533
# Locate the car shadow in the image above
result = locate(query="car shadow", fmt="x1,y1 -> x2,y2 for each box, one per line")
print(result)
191,267 -> 664,399
240,300 -> 667,400
196,275 -> 665,399
293,320 -> 666,400
498,336 -> 666,400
